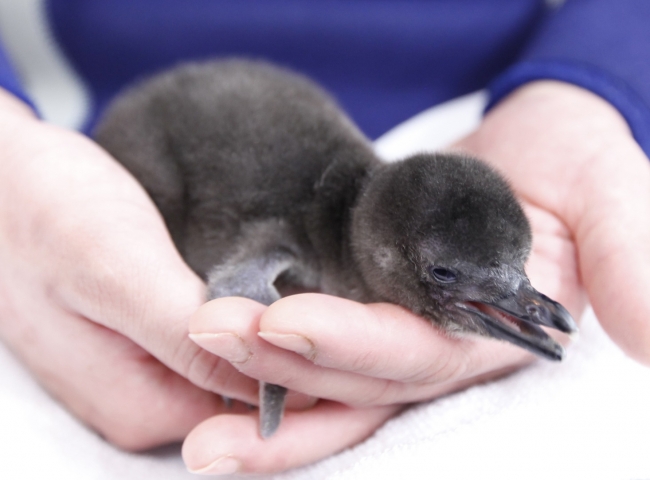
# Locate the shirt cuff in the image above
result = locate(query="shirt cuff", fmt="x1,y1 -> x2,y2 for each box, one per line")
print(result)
486,60 -> 650,157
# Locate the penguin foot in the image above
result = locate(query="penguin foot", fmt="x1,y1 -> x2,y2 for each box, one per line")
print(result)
259,381 -> 288,438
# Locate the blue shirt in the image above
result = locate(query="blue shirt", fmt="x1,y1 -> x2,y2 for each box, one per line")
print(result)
1,0 -> 649,155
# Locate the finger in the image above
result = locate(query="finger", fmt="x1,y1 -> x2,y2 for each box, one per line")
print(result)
189,297 -> 535,406
566,141 -> 650,365
53,221 -> 259,404
182,401 -> 398,474
260,295 -> 535,382
1,125 -> 261,401
0,290 -> 238,451
186,299 -> 320,410
0,102 -> 262,449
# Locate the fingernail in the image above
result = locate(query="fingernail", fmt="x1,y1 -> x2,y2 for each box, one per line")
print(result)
188,455 -> 241,475
189,333 -> 252,363
258,332 -> 316,360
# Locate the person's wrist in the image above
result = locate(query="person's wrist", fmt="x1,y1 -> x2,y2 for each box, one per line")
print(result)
453,80 -> 647,214
462,80 -> 635,166
489,80 -> 631,139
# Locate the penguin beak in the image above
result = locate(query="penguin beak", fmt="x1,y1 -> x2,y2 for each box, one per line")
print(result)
457,282 -> 577,361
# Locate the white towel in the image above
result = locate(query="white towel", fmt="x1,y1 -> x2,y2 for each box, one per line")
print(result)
2,309 -> 649,480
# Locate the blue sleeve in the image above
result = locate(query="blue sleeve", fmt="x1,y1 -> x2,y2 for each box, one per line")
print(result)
0,38 -> 35,109
487,0 -> 650,156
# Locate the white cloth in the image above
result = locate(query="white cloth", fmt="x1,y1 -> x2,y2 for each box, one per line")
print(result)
1,93 -> 649,480
3,309 -> 649,480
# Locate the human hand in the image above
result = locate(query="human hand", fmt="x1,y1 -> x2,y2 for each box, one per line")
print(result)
183,294 -> 544,474
183,80 -> 650,474
455,80 -> 650,365
0,88 -> 317,451
0,87 -> 400,475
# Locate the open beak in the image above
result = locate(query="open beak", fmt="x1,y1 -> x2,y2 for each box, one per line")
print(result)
458,281 -> 577,361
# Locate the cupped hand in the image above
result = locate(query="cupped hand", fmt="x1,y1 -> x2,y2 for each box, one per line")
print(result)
457,81 -> 650,364
182,80 -> 648,474
0,89 -> 319,451
182,294 -> 540,474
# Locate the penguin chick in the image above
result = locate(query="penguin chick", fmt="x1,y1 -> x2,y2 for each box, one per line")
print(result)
351,154 -> 576,359
94,59 -> 576,439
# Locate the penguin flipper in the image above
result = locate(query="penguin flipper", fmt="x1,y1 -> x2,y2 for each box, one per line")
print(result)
206,241 -> 300,439
206,248 -> 295,305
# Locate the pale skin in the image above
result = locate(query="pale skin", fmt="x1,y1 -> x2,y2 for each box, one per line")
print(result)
0,80 -> 648,474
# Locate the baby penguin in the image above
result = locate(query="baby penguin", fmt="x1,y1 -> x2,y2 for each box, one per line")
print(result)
94,59 -> 576,439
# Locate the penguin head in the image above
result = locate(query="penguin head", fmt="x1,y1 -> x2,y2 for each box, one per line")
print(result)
351,153 -> 576,360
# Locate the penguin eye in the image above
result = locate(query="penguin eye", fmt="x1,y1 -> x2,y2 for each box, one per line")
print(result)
429,266 -> 457,284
